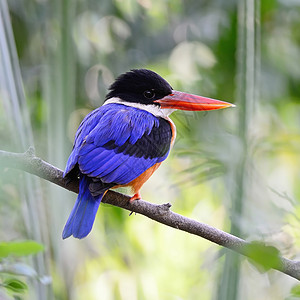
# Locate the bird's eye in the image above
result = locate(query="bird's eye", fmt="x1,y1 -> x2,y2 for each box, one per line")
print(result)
143,90 -> 155,99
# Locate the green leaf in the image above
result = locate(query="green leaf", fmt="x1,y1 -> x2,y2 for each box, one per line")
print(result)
2,278 -> 28,294
291,284 -> 300,297
243,241 -> 281,271
0,241 -> 44,258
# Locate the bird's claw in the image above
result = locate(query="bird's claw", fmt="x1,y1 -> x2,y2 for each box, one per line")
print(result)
128,192 -> 142,204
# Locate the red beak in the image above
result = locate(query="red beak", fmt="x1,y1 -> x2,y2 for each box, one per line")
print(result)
154,90 -> 235,111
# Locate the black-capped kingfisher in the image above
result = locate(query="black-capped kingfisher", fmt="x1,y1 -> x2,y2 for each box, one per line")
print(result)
62,69 -> 234,239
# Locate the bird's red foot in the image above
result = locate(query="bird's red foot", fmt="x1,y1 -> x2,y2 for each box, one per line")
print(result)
129,192 -> 141,203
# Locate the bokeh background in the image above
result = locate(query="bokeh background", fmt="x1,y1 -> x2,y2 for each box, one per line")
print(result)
1,0 -> 300,299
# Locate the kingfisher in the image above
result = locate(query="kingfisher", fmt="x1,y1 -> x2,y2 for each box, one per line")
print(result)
62,69 -> 234,239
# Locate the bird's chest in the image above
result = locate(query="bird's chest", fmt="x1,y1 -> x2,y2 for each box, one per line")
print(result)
166,117 -> 176,148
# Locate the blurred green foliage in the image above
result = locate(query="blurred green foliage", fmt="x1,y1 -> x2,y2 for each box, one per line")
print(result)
0,241 -> 44,258
1,0 -> 300,299
0,240 -> 44,299
243,241 -> 281,271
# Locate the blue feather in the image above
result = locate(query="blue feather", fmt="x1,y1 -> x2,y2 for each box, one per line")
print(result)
114,157 -> 152,183
62,175 -> 104,239
81,150 -> 115,175
100,156 -> 152,184
94,154 -> 128,177
74,108 -> 103,145
91,110 -> 130,147
78,143 -> 97,156
64,151 -> 79,176
100,158 -> 132,183
88,155 -> 126,178
78,149 -> 109,173
89,126 -> 111,146
113,124 -> 131,146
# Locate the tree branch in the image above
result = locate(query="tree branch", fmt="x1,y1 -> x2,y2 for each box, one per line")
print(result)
1,147 -> 300,281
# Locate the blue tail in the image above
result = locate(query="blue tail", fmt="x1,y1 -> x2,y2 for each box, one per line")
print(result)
62,175 -> 104,239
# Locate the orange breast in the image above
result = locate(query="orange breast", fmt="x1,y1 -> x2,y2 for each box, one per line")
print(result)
168,118 -> 176,147
122,162 -> 162,193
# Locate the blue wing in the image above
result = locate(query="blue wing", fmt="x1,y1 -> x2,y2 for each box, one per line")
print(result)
64,103 -> 172,187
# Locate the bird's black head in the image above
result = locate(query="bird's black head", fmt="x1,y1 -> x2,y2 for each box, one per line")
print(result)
105,69 -> 173,105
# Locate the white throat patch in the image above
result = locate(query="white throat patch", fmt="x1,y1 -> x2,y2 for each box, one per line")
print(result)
103,97 -> 176,118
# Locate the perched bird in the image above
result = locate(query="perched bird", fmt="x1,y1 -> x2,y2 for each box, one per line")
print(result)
62,69 -> 234,239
